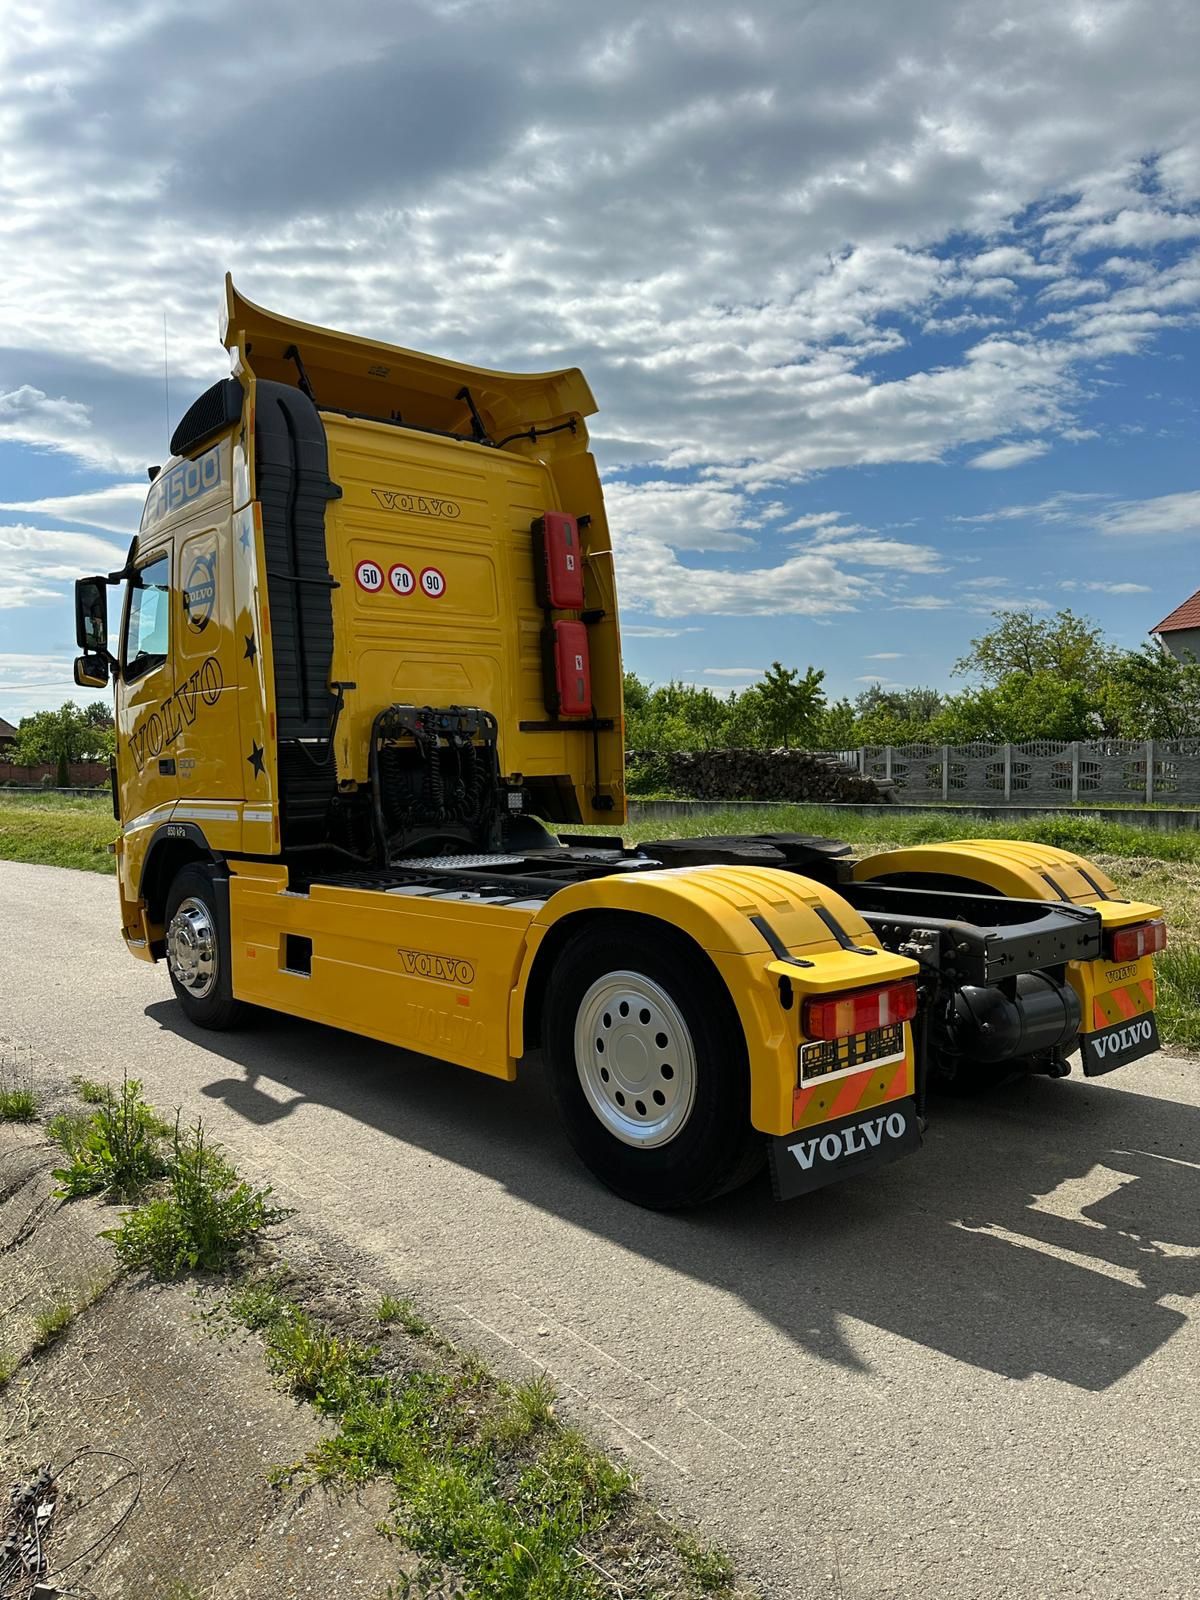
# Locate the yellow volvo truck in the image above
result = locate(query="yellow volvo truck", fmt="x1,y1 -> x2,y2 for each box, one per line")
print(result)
72,277 -> 1168,1208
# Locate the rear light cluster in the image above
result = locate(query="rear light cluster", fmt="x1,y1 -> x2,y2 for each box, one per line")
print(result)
1106,919 -> 1167,963
801,980 -> 919,1041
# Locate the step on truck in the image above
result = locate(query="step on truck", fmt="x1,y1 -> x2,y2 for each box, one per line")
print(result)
72,277 -> 1168,1209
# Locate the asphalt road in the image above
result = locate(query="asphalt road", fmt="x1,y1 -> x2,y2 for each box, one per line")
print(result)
4,860 -> 1199,1598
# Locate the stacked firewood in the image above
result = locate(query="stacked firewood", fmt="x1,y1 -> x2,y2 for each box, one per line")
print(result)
627,749 -> 886,803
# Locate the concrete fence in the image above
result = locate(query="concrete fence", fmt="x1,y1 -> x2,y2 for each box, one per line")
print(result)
839,740 -> 1200,805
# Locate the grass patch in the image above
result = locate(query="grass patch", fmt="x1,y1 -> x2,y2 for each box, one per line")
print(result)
229,1279 -> 746,1599
49,1074 -> 170,1200
0,1082 -> 36,1122
29,1273 -> 112,1356
618,802 -> 1200,865
0,790 -> 115,873
102,1118 -> 291,1277
0,1046 -> 37,1122
31,1297 -> 77,1352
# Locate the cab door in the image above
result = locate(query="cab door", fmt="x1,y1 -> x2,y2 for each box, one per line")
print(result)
175,518 -> 242,806
115,547 -> 177,827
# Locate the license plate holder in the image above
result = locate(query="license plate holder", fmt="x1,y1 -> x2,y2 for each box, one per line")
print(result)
1080,1013 -> 1161,1077
799,1022 -> 904,1086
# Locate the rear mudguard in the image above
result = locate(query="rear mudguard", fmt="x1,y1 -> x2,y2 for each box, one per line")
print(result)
513,864 -> 919,1138
850,840 -> 1163,1050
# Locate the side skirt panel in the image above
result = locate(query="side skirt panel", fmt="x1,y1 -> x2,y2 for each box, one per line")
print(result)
227,863 -> 536,1079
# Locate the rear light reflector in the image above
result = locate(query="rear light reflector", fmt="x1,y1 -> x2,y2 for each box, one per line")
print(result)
1106,919 -> 1167,963
802,980 -> 919,1041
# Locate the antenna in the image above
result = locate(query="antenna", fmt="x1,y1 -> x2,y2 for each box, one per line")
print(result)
162,308 -> 171,449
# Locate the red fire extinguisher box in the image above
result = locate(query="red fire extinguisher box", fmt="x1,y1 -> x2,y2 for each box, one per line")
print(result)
542,620 -> 593,716
532,512 -> 586,610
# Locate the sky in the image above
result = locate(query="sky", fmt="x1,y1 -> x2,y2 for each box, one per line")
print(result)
1,0 -> 1198,721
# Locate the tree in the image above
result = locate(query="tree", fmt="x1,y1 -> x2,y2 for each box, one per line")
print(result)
14,701 -> 114,785
954,608 -> 1111,691
746,662 -> 826,749
1102,643 -> 1200,738
935,673 -> 1100,742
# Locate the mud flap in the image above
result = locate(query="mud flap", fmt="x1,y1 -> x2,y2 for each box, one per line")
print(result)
1080,1014 -> 1161,1077
768,1096 -> 923,1201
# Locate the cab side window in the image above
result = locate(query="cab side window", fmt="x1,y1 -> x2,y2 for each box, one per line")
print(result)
122,554 -> 170,682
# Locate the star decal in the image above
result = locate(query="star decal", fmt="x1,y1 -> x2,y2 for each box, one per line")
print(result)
243,632 -> 257,663
247,741 -> 266,779
239,520 -> 253,552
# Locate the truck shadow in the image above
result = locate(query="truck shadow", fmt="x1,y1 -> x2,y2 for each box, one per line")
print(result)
146,1000 -> 1200,1392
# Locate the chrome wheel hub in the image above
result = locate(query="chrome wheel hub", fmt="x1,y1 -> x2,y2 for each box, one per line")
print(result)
166,895 -> 217,998
574,971 -> 697,1148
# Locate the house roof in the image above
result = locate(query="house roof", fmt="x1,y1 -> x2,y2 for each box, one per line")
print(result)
0,716 -> 17,740
1152,588 -> 1200,635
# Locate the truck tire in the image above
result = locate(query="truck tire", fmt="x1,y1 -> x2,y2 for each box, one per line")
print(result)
164,864 -> 246,1030
542,922 -> 763,1208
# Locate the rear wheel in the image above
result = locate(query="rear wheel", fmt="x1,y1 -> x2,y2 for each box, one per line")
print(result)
542,922 -> 763,1208
164,864 -> 246,1030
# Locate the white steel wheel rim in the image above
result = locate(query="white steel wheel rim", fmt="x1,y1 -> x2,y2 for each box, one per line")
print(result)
166,895 -> 218,998
574,971 -> 698,1148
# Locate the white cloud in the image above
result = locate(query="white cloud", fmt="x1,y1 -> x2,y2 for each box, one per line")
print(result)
951,491 -> 1107,525
0,385 -> 129,472
0,523 -> 126,607
614,531 -> 871,617
865,651 -> 904,659
0,0 -> 1194,492
1059,579 -> 1152,594
602,480 -> 760,551
621,623 -> 701,637
0,482 -> 147,534
799,533 -> 945,572
968,440 -> 1051,470
1094,490 -> 1200,538
703,667 -> 765,677
0,653 -> 108,719
964,247 -> 1059,280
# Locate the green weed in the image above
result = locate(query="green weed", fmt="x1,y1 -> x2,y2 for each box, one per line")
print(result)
102,1119 -> 291,1276
49,1073 -> 169,1200
72,1075 -> 115,1105
376,1293 -> 431,1336
675,1532 -> 737,1593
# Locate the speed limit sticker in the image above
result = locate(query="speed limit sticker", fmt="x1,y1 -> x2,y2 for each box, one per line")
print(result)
419,566 -> 447,599
355,559 -> 384,592
388,563 -> 415,596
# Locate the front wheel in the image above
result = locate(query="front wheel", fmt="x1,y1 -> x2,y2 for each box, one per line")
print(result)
164,863 -> 246,1030
542,922 -> 763,1208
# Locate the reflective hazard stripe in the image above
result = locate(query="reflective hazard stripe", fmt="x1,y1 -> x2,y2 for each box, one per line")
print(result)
1092,978 -> 1156,1031
793,1056 -> 910,1130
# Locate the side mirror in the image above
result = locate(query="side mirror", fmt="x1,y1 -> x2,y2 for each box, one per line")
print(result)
74,655 -> 110,688
75,576 -> 109,654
